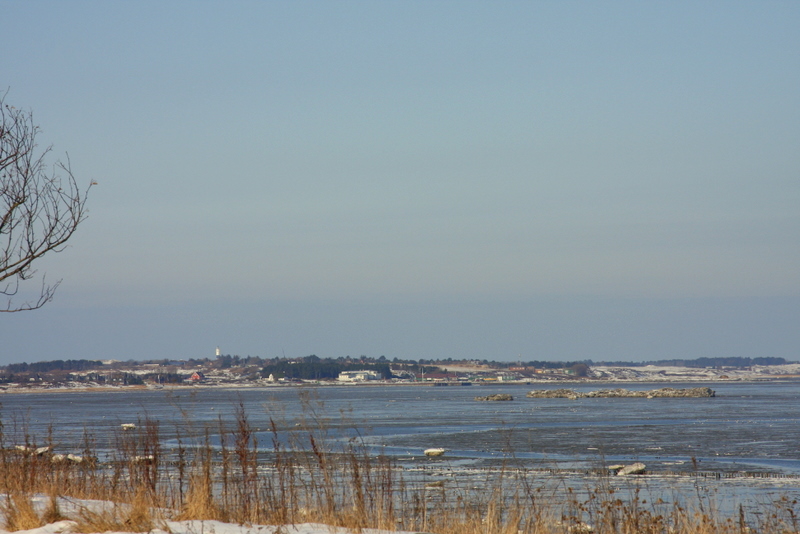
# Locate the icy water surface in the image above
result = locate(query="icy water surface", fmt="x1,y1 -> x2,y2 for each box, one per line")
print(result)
4,380 -> 800,509
3,381 -> 800,474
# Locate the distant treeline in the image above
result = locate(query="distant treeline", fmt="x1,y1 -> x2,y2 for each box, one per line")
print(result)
2,359 -> 105,373
597,357 -> 789,368
0,355 -> 792,377
260,356 -> 392,380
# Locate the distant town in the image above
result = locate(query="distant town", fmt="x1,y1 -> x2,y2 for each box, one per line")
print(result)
0,353 -> 796,391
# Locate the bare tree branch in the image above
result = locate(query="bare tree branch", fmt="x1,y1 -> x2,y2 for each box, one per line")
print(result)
0,91 -> 92,312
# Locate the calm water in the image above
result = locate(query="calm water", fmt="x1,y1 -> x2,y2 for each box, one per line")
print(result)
3,381 -> 800,508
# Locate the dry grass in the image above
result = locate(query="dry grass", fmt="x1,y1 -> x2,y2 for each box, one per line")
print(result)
71,489 -> 156,534
2,492 -> 43,531
0,403 -> 799,534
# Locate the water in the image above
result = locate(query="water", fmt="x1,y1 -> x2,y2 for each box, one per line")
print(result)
3,381 -> 800,510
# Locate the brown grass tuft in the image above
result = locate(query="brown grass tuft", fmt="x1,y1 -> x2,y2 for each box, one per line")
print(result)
73,489 -> 156,534
3,492 -> 43,532
178,469 -> 220,521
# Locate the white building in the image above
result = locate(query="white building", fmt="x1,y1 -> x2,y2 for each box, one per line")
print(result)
338,370 -> 380,382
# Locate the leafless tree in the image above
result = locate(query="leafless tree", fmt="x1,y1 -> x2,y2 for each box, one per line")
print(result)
0,91 -> 92,312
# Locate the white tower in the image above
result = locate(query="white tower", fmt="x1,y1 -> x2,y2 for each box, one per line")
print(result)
215,346 -> 221,357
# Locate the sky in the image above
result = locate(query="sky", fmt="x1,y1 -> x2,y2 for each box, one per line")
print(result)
1,1 -> 799,365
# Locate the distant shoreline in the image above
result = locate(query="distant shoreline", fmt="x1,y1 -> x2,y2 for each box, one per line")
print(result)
2,374 -> 799,395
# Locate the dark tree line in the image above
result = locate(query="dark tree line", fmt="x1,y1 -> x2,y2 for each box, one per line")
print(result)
0,355 -> 792,381
2,359 -> 104,373
261,355 -> 392,380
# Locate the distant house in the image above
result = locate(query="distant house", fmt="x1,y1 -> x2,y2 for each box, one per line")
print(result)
422,372 -> 459,382
338,370 -> 380,382
190,371 -> 206,382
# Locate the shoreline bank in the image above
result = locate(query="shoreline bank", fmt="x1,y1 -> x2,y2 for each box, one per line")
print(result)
2,374 -> 799,394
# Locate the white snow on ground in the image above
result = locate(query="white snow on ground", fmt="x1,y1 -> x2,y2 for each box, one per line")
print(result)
0,496 -> 419,534
588,363 -> 800,381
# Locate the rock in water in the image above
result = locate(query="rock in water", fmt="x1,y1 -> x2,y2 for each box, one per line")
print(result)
616,462 -> 647,476
475,394 -> 514,401
526,389 -> 580,399
527,387 -> 715,399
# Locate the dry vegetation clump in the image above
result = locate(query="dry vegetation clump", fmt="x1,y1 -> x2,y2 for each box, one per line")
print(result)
0,402 -> 798,534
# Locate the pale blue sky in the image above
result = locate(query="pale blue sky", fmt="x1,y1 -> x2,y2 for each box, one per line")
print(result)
2,1 -> 799,364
